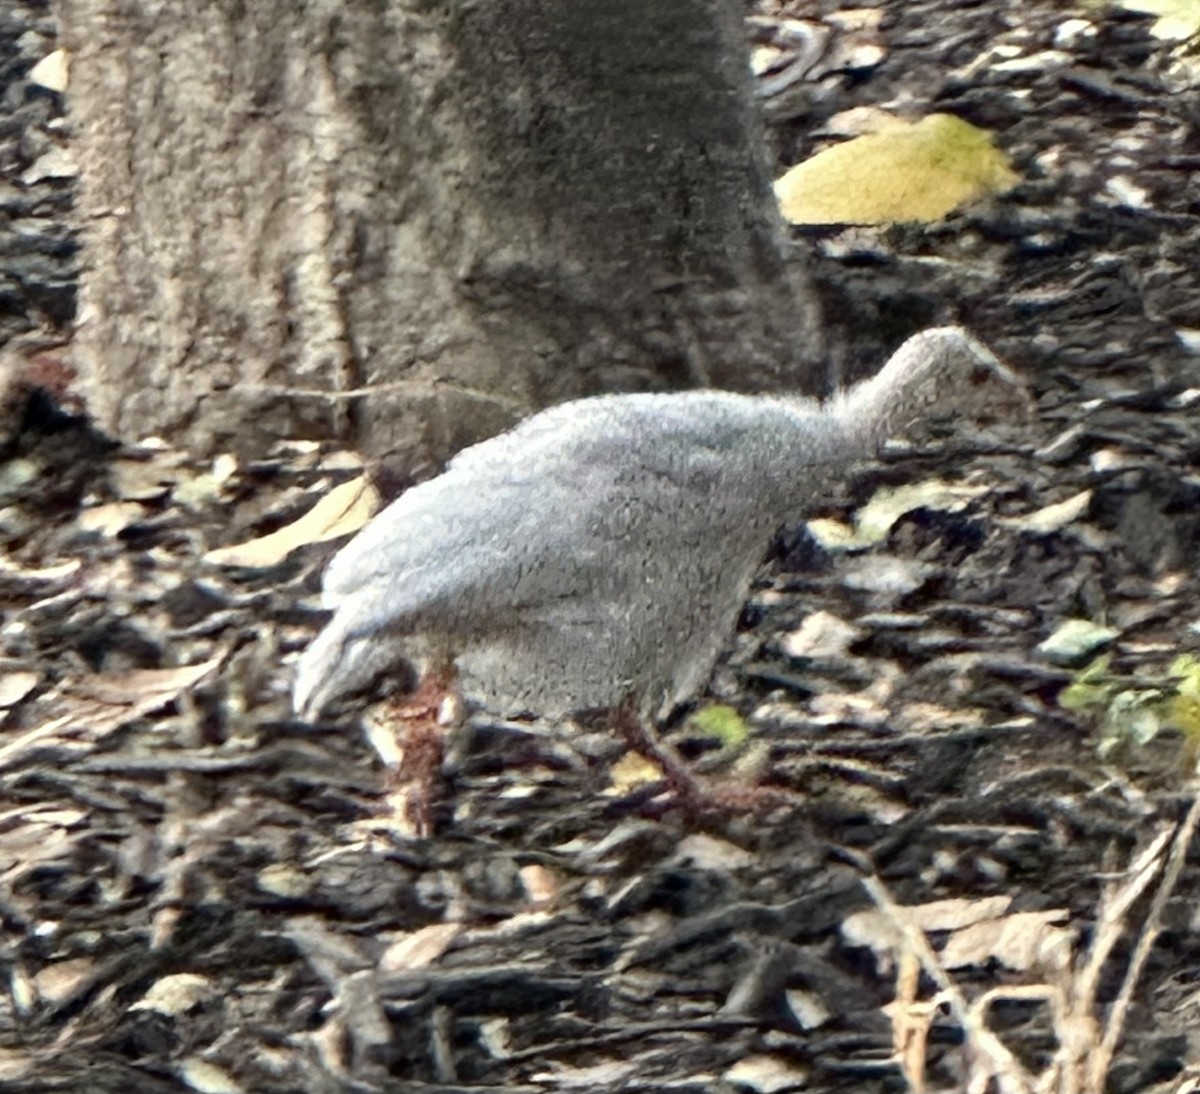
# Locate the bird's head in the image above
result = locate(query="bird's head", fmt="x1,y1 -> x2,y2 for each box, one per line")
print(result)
830,327 -> 1035,450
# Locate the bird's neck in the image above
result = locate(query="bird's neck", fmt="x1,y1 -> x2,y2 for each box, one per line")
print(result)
822,331 -> 962,453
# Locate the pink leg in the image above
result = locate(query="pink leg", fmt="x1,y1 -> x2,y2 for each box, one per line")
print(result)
613,704 -> 798,818
383,667 -> 459,834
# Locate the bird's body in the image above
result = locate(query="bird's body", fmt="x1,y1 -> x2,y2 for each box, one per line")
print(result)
294,328 -> 1030,723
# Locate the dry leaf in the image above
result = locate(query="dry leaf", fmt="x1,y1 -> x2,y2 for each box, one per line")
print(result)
779,610 -> 863,660
0,803 -> 84,880
1036,619 -> 1119,666
0,1050 -> 34,1083
784,988 -> 830,1029
131,973 -> 217,1016
0,671 -> 38,708
205,476 -> 379,568
672,833 -> 755,871
33,957 -> 95,1005
0,714 -> 77,772
57,656 -> 224,738
808,479 -> 988,551
1091,447 -> 1140,473
908,896 -> 1014,932
1002,490 -> 1092,534
843,896 -> 1013,952
823,105 -> 906,138
854,479 -> 988,545
0,657 -> 225,774
530,1061 -> 638,1089
178,1058 -> 244,1094
0,555 -> 80,585
1120,0 -> 1200,40
28,49 -> 69,92
111,452 -> 188,501
256,864 -> 311,899
606,751 -> 664,794
379,923 -> 462,972
724,1054 -> 810,1093
942,909 -> 1073,972
894,700 -> 984,732
77,501 -> 146,536
807,689 -> 890,727
776,113 -> 1018,225
518,864 -> 560,908
805,516 -> 859,550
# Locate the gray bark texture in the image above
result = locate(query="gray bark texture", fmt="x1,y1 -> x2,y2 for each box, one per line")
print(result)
55,0 -> 821,463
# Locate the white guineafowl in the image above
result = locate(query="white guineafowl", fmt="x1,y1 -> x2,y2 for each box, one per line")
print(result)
294,328 -> 1030,727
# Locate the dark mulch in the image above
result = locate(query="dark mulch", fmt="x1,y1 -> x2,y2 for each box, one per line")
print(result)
2,1 -> 1200,1092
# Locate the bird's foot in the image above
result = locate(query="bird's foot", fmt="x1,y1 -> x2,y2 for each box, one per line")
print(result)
613,707 -> 799,820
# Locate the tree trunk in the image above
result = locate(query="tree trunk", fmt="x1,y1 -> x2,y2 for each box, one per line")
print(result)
55,0 -> 821,463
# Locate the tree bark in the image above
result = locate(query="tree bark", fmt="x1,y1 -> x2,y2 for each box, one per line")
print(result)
56,0 -> 821,463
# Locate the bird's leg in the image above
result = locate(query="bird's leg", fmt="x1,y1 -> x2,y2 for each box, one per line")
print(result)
612,701 -> 799,818
612,701 -> 709,816
376,665 -> 460,834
